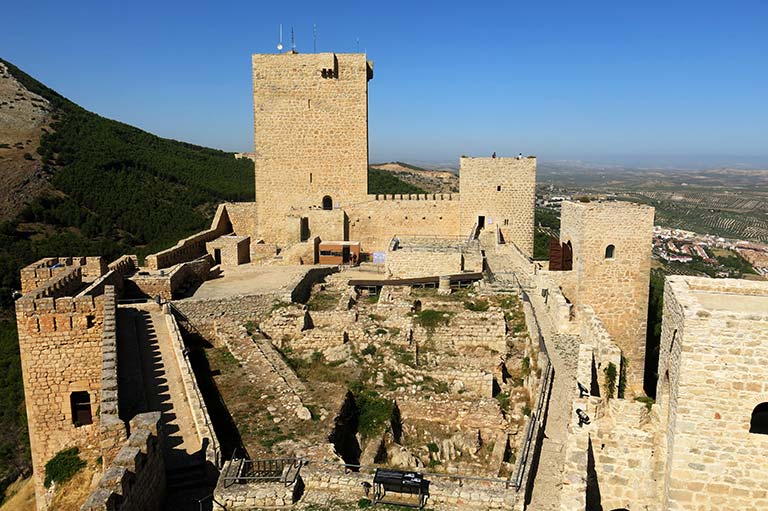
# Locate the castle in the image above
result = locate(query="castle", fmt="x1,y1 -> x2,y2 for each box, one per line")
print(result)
14,50 -> 768,511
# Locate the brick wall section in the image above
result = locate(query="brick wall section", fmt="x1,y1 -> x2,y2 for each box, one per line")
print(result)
16,290 -> 105,509
253,52 -> 372,244
459,157 -> 536,256
656,276 -> 768,510
558,201 -> 654,389
80,412 -> 165,511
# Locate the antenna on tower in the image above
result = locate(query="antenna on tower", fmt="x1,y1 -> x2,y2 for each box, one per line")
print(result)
313,24 -> 317,53
276,24 -> 283,51
291,26 -> 295,51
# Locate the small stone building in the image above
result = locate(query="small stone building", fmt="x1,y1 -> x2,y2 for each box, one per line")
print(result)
206,235 -> 250,266
656,276 -> 768,510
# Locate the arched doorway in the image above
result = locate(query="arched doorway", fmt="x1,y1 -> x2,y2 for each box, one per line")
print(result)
750,403 -> 768,434
322,196 -> 333,210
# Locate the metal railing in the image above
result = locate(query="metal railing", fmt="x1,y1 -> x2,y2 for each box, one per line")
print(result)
222,456 -> 515,490
222,457 -> 304,488
510,360 -> 554,491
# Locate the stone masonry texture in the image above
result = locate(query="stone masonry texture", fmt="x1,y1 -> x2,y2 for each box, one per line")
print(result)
558,200 -> 655,389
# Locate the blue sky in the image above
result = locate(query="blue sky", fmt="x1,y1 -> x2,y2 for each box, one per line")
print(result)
2,1 -> 767,167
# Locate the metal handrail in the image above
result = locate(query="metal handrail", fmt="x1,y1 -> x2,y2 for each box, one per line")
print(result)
510,360 -> 554,491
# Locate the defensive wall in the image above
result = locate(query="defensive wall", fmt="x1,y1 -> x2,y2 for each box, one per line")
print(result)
246,50 -> 537,259
80,412 -> 166,511
15,259 -> 110,509
145,204 -> 232,270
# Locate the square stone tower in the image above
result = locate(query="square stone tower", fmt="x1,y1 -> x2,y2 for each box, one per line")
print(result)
558,201 -> 655,388
15,258 -> 108,509
656,276 -> 768,510
459,156 -> 536,255
252,52 -> 373,244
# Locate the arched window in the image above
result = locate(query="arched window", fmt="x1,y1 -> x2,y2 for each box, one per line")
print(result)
750,403 -> 768,434
605,244 -> 615,259
322,196 -> 333,210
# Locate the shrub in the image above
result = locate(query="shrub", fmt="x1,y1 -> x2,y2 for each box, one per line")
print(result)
375,328 -> 388,335
521,356 -> 531,377
355,390 -> 394,438
618,355 -> 627,398
357,498 -> 373,508
635,395 -> 655,412
361,344 -> 377,356
495,391 -> 510,412
604,362 -> 618,399
463,299 -> 489,312
44,447 -> 86,488
414,309 -> 452,331
427,442 -> 439,453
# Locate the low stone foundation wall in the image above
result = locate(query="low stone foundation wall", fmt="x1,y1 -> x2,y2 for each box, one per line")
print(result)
81,412 -> 165,511
213,461 -> 299,508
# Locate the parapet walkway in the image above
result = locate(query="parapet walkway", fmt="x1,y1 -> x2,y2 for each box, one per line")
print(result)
483,244 -> 576,511
117,304 -> 212,509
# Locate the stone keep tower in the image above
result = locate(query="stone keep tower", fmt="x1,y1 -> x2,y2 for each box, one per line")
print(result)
558,201 -> 655,388
459,156 -> 537,256
15,258 -> 108,510
252,52 -> 373,244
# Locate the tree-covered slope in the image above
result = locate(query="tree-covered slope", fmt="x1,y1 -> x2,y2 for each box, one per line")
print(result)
0,58 -> 255,498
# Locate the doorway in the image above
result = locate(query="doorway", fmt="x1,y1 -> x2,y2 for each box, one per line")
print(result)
478,216 -> 485,230
213,249 -> 222,265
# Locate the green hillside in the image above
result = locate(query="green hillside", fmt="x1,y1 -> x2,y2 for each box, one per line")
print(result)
367,166 -> 426,194
0,59 -> 422,498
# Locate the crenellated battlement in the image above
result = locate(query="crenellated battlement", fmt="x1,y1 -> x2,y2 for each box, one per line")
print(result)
20,256 -> 106,294
371,193 -> 458,201
20,266 -> 84,300
80,412 -> 166,511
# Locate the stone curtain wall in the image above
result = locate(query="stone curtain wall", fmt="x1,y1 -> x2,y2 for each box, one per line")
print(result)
80,412 -> 166,511
657,277 -> 768,510
164,308 -> 220,466
459,157 -> 536,256
303,208 -> 347,243
348,198 -> 461,253
15,291 -> 106,508
99,287 -> 128,467
145,204 -> 232,270
253,52 -> 371,244
558,201 -> 655,389
222,201 -> 258,247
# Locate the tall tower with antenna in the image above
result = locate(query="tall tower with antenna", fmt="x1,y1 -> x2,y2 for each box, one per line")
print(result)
251,49 -> 374,244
